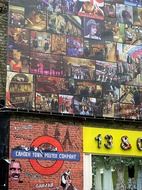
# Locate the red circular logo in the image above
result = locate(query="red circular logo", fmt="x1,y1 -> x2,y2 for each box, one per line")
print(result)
29,136 -> 64,175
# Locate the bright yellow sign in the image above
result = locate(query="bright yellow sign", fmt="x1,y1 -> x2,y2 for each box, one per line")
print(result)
83,127 -> 142,157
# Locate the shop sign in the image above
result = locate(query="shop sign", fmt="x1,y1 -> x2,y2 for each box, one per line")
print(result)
83,127 -> 142,157
11,150 -> 80,161
11,136 -> 80,175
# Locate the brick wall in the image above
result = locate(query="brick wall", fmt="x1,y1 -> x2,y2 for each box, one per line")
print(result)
0,1 -> 8,106
9,116 -> 83,190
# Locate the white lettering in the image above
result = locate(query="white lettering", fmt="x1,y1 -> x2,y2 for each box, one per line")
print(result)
32,152 -> 43,158
44,153 -> 58,159
35,183 -> 53,188
59,153 -> 76,159
16,151 -> 31,157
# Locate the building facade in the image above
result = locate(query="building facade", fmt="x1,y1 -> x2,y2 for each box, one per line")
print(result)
0,0 -> 142,190
83,123 -> 142,190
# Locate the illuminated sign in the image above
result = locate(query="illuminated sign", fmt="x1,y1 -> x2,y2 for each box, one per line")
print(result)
83,127 -> 142,157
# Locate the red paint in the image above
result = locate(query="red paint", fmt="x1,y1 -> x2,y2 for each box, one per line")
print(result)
30,136 -> 64,175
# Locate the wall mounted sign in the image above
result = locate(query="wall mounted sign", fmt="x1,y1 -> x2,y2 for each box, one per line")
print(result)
83,127 -> 142,157
11,136 -> 80,175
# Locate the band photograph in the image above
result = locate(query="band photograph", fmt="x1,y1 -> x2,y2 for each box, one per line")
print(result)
30,31 -> 51,53
36,92 -> 59,112
63,56 -> 96,80
75,81 -> 102,98
74,95 -> 103,116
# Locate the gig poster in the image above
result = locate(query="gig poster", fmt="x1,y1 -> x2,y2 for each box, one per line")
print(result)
6,0 -> 142,120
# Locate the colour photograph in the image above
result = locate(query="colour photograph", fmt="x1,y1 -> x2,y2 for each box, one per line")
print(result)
25,5 -> 46,31
84,18 -> 104,41
6,72 -> 34,109
76,0 -> 104,20
9,5 -> 25,27
63,56 -> 96,80
74,96 -> 102,116
30,54 -> 64,77
51,34 -> 66,55
36,76 -> 73,95
48,13 -> 83,36
59,94 -> 74,114
96,60 -> 117,83
75,81 -> 102,98
66,36 -> 84,57
8,49 -> 30,73
8,27 -> 30,50
36,92 -> 58,112
30,31 -> 51,53
125,25 -> 142,45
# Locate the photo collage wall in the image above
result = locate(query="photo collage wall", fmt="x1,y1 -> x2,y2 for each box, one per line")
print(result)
6,0 -> 142,119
